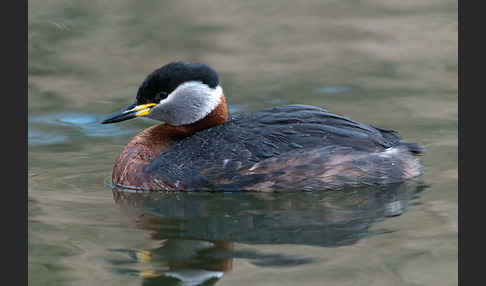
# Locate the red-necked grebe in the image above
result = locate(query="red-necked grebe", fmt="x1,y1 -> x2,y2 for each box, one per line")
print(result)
102,62 -> 423,191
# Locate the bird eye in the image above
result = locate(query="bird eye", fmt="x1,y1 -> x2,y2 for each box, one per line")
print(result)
154,91 -> 168,103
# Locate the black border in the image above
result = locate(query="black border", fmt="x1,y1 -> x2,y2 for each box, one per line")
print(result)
3,0 -> 28,285
11,1 -> 28,285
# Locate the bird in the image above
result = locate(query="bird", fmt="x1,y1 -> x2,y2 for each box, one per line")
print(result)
102,62 -> 424,192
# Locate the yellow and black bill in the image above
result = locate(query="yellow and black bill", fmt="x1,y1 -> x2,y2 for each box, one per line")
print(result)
101,102 -> 156,124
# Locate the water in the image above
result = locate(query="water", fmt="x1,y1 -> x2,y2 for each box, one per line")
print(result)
28,1 -> 458,285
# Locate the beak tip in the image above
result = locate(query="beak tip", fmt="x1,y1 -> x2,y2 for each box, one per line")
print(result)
101,116 -> 117,124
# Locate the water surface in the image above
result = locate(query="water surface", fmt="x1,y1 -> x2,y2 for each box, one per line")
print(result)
29,1 -> 457,285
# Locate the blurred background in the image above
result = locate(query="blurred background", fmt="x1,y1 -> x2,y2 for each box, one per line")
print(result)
28,1 -> 457,285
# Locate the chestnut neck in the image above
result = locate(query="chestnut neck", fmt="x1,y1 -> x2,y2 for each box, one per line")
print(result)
112,95 -> 229,188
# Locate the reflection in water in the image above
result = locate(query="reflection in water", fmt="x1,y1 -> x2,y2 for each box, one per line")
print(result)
110,181 -> 426,285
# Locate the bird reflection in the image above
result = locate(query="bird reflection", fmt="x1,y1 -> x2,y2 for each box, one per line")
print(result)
109,181 -> 426,285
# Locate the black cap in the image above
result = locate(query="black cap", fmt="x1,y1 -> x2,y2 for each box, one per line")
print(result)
136,62 -> 219,104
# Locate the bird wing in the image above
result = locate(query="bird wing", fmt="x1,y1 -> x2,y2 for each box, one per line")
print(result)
144,105 -> 404,190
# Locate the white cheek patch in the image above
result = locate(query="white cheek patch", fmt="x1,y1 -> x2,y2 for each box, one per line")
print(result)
148,82 -> 223,125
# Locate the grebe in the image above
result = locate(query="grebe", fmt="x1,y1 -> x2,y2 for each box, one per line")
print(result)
102,62 -> 423,192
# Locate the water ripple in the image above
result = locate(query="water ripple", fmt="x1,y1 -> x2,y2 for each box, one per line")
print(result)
29,112 -> 134,146
315,85 -> 352,95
